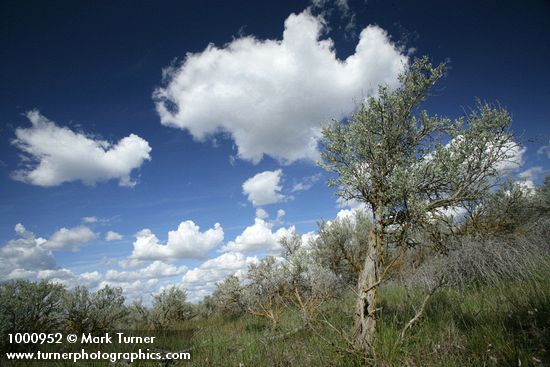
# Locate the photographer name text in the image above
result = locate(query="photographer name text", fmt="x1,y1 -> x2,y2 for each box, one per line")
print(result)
81,333 -> 155,344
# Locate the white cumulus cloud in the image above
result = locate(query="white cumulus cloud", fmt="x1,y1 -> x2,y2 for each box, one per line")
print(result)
181,252 -> 258,302
220,217 -> 295,254
45,225 -> 97,251
105,261 -> 187,282
0,224 -> 54,280
37,268 -> 101,289
153,10 -> 407,163
105,231 -> 123,241
243,169 -> 285,206
98,279 -> 159,302
494,142 -> 526,175
131,221 -> 224,260
11,111 -> 152,187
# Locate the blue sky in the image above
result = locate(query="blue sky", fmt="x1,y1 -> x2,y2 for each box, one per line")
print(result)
1,0 -> 549,302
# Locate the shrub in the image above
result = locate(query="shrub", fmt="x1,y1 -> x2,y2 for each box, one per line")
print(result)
63,286 -> 93,334
151,286 -> 194,328
211,275 -> 246,317
242,256 -> 285,326
89,285 -> 127,334
312,210 -> 370,284
0,280 -> 65,351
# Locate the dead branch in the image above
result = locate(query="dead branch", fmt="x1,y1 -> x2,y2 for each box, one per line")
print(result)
398,275 -> 445,344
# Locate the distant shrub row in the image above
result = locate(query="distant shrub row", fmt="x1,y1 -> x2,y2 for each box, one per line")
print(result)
2,178 -> 549,353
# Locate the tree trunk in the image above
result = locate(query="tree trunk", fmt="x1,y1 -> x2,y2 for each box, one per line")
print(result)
353,220 -> 384,355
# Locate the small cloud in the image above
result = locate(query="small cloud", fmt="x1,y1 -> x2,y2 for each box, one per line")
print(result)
44,225 -> 97,251
105,230 -> 123,241
537,141 -> 550,159
291,173 -> 322,192
220,217 -> 294,254
116,258 -> 145,269
82,216 -> 98,223
255,208 -> 269,219
243,170 -> 285,206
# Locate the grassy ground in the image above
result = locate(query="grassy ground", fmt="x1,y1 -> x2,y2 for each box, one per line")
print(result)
185,271 -> 549,367
3,270 -> 549,366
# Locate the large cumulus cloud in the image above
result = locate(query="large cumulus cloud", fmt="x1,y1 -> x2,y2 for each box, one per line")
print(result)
154,10 -> 407,163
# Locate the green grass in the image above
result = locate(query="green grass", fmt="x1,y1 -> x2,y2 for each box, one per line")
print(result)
374,272 -> 550,366
3,270 -> 549,366
184,271 -> 549,367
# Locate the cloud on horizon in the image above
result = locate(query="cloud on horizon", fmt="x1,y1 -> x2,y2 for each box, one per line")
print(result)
130,221 -> 224,261
220,217 -> 294,254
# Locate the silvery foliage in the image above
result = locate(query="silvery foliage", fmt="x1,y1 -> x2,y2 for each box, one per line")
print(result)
402,181 -> 550,291
312,210 -> 371,284
64,286 -> 93,334
242,232 -> 343,323
241,256 -> 285,324
320,56 -> 517,250
152,286 -> 194,327
63,285 -> 127,334
466,179 -> 550,235
89,286 -> 127,332
127,298 -> 153,327
0,280 -> 65,351
401,226 -> 550,292
280,232 -> 344,306
211,275 -> 246,317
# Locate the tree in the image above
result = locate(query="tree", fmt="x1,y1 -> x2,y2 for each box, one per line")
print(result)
320,57 -> 517,354
463,183 -> 534,235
